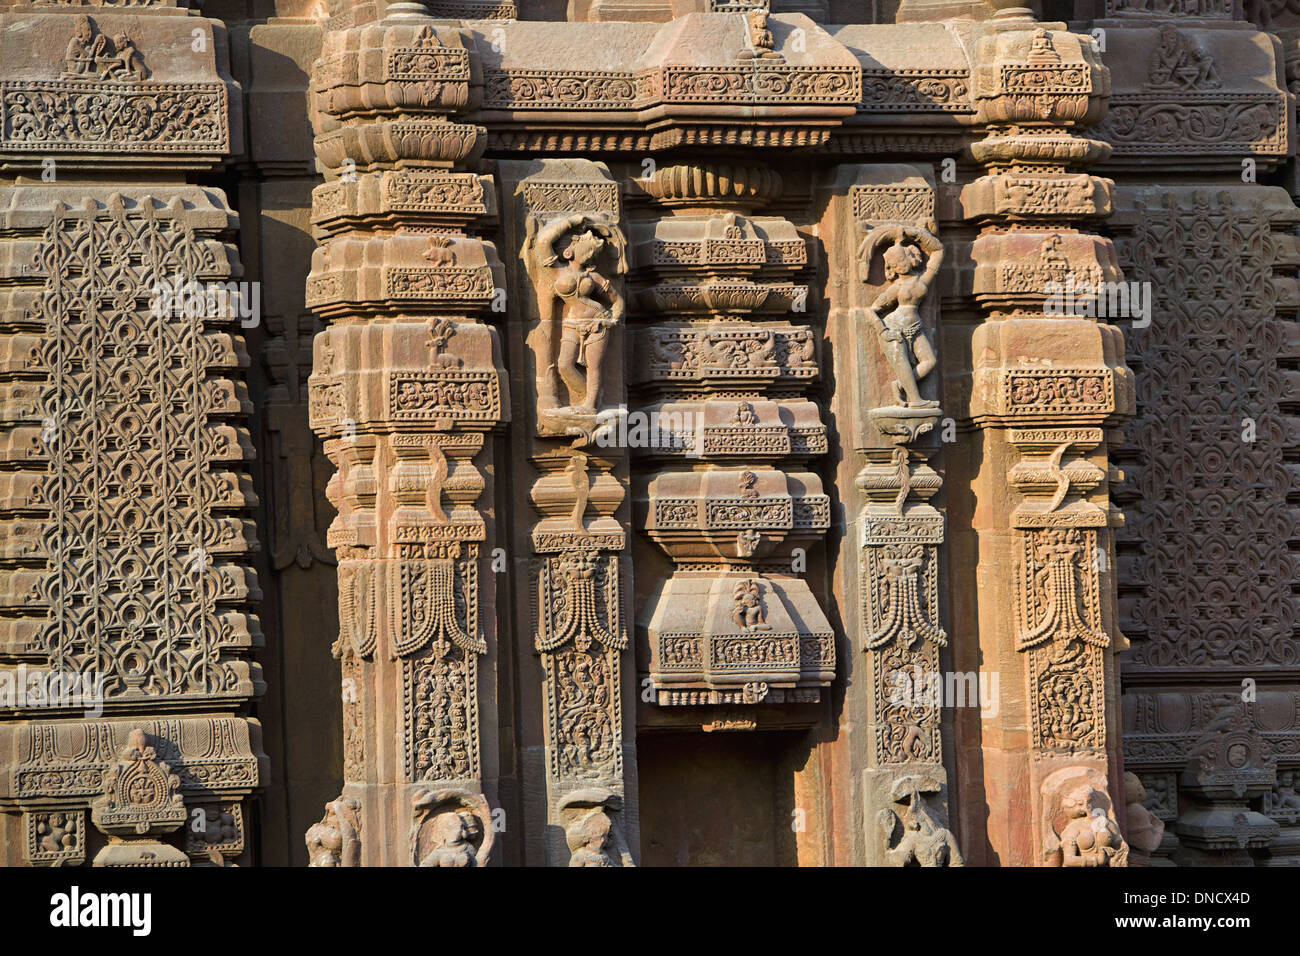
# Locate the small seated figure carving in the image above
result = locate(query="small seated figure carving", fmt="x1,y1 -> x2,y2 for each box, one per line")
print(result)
106,34 -> 148,81
37,813 -> 77,854
63,15 -> 109,78
1273,771 -> 1300,821
1148,24 -> 1221,91
736,9 -> 782,61
732,578 -> 771,631
62,17 -> 149,82
733,401 -> 757,425
1058,785 -> 1128,867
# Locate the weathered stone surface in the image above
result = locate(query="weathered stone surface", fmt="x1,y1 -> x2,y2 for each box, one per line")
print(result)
1,0 -> 1295,869
0,60 -> 257,866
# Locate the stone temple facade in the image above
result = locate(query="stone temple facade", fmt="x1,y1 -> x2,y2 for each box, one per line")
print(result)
0,0 -> 1297,868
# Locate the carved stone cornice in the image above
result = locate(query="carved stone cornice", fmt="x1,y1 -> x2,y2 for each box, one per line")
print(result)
472,14 -> 860,150
1093,22 -> 1293,172
0,9 -> 242,171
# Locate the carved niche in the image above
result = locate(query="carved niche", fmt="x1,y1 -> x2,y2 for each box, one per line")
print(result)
632,163 -> 834,709
410,787 -> 494,867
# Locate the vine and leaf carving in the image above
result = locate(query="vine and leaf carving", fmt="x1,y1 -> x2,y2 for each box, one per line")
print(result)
537,550 -> 624,783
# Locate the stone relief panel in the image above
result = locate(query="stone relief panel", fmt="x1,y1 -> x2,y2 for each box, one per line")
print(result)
0,182 -> 264,865
1111,187 -> 1300,676
0,0 -> 262,867
7,0 -> 1295,872
1110,184 -> 1300,864
0,11 -> 241,167
19,195 -> 259,704
1093,25 -> 1291,169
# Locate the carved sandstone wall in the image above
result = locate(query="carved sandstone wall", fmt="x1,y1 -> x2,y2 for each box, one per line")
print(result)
0,1 -> 266,866
1,0 -> 1294,867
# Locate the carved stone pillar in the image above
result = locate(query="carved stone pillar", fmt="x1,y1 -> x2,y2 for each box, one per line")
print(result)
950,20 -> 1135,866
818,164 -> 962,866
305,2 -> 508,866
498,159 -> 638,866
0,2 -> 265,866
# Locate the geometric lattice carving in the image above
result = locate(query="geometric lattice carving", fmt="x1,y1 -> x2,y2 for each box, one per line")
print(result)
1116,189 -> 1300,672
1113,184 -> 1300,864
20,198 -> 259,702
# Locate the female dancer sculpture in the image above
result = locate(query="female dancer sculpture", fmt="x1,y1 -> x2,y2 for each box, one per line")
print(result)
530,213 -> 627,415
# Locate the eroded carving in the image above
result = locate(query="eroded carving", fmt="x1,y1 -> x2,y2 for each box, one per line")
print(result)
878,776 -> 963,867
410,788 -> 493,867
559,788 -> 633,867
305,796 -> 361,867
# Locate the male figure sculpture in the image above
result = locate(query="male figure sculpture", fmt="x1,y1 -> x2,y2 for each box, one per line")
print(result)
856,224 -> 944,409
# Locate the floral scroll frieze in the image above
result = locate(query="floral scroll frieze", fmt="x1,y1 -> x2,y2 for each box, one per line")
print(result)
1,81 -> 228,153
859,69 -> 971,114
1096,94 -> 1287,156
